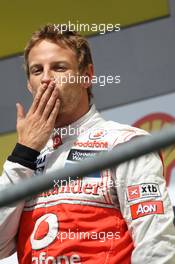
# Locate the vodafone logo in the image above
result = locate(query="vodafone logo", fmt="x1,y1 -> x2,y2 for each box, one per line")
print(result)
30,213 -> 59,250
74,140 -> 108,149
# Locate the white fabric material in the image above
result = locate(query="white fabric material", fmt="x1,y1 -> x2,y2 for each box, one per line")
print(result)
0,105 -> 175,263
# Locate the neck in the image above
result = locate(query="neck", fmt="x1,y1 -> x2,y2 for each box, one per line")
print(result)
54,102 -> 90,128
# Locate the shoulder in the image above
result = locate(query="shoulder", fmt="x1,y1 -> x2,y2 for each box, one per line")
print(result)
97,119 -> 149,147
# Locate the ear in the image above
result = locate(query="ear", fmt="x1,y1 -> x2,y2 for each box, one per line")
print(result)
82,64 -> 94,89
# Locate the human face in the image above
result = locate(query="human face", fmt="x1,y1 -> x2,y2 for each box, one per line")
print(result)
27,39 -> 90,124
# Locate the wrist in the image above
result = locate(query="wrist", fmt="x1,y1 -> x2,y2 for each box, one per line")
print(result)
8,143 -> 40,170
18,140 -> 42,152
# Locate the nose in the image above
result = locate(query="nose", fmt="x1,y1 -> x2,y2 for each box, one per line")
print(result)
40,70 -> 55,85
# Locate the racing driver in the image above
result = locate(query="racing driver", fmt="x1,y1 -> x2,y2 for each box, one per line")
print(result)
0,24 -> 175,264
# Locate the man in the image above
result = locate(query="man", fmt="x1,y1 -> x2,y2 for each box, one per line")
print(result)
0,24 -> 175,264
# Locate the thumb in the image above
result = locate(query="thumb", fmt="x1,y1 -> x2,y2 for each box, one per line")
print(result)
16,103 -> 25,121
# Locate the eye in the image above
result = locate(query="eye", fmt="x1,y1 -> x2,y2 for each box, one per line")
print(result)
31,68 -> 42,75
54,66 -> 67,72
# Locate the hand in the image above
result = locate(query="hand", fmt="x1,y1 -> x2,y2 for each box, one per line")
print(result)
16,81 -> 60,151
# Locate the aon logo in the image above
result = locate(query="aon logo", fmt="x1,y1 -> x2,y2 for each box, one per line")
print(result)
137,203 -> 156,214
131,201 -> 164,220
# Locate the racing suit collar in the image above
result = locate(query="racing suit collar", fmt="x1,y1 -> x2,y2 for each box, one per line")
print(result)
51,104 -> 104,143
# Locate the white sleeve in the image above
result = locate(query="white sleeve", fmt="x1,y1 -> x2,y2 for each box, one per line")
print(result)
0,160 -> 34,259
116,152 -> 175,264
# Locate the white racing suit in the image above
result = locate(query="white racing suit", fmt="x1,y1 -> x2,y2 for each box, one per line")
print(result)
0,104 -> 175,264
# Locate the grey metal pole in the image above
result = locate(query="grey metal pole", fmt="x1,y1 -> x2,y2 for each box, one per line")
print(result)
0,124 -> 175,207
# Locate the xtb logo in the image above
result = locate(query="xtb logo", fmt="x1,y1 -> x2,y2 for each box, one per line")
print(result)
142,184 -> 158,193
127,183 -> 161,202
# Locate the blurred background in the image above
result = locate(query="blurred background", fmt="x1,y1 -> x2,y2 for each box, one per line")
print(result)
0,0 -> 174,262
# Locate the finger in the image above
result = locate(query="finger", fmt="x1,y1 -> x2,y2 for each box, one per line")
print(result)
28,83 -> 48,115
41,86 -> 60,120
47,99 -> 60,126
16,103 -> 25,122
36,81 -> 57,115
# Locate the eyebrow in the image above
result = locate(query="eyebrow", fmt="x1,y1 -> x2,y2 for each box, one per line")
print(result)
29,61 -> 70,71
